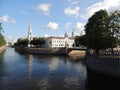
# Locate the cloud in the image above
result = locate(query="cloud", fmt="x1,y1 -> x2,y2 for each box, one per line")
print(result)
37,3 -> 51,15
10,20 -> 16,24
81,0 -> 120,19
5,36 -> 18,44
21,11 -> 29,15
0,15 -> 16,24
48,57 -> 59,72
65,22 -> 72,29
67,0 -> 80,5
46,22 -> 58,30
44,34 -> 49,37
37,77 -> 50,90
75,22 -> 84,31
64,6 -> 80,17
64,75 -> 80,86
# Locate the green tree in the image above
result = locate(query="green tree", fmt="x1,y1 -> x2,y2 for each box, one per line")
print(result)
14,38 -> 29,47
109,10 -> 120,39
0,23 -> 3,34
117,39 -> 120,46
109,10 -> 120,47
85,10 -> 116,55
0,23 -> 6,46
75,35 -> 87,47
30,37 -> 45,47
75,36 -> 80,47
0,34 -> 6,46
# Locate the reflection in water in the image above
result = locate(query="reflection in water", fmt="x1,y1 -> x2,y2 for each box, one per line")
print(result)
37,76 -> 51,90
48,57 -> 60,72
1,47 -> 119,90
2,48 -> 85,90
27,55 -> 33,81
87,68 -> 120,90
0,51 -> 5,85
64,75 -> 80,87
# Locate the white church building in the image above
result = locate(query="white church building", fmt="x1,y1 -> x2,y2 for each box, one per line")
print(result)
27,20 -> 75,48
43,30 -> 76,48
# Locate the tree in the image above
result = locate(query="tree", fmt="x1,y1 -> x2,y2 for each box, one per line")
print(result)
75,36 -> 80,47
85,10 -> 116,55
0,34 -> 6,46
0,23 -> 6,46
109,10 -> 120,47
30,37 -> 45,47
109,10 -> 120,39
117,39 -> 120,46
75,35 -> 87,47
14,38 -> 29,47
0,23 -> 3,34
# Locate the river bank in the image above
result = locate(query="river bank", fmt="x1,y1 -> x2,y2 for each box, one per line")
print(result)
0,46 -> 6,53
15,47 -> 86,59
15,47 -> 67,55
86,56 -> 120,80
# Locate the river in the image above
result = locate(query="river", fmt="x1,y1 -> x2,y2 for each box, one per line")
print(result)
0,47 -> 120,90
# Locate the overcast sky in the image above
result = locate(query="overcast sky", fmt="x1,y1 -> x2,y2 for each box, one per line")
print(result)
0,0 -> 120,42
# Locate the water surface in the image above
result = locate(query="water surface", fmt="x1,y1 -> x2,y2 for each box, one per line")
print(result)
0,47 -> 120,90
0,47 -> 87,90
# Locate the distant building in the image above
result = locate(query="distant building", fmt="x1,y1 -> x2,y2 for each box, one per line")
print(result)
26,20 -> 75,48
44,31 -> 75,48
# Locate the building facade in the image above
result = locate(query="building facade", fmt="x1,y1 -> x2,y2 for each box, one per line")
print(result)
44,36 -> 74,48
44,31 -> 75,48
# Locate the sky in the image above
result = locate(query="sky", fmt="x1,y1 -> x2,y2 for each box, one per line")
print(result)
0,0 -> 120,43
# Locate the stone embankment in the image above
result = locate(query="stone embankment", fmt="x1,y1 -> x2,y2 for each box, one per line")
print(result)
0,46 -> 6,53
15,47 -> 67,55
15,47 -> 86,59
68,50 -> 86,60
86,49 -> 120,80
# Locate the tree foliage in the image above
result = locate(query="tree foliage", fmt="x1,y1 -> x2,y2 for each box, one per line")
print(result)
109,10 -> 120,39
0,23 -> 6,46
0,34 -> 6,46
0,23 -> 3,34
85,10 -> 117,50
30,37 -> 45,47
14,38 -> 29,47
75,35 -> 87,47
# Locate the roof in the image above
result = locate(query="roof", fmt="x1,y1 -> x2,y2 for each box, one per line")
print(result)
44,36 -> 74,40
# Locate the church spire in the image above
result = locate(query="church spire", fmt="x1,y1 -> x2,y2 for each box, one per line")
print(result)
64,32 -> 68,38
72,29 -> 75,39
27,19 -> 33,42
71,29 -> 76,47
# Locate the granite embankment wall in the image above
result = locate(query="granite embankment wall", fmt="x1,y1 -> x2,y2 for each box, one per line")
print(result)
86,49 -> 120,79
15,47 -> 67,55
0,46 -> 6,53
68,50 -> 86,59
15,47 -> 86,59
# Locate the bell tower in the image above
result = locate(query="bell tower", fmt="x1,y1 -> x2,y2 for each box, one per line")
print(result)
71,29 -> 75,39
71,29 -> 76,47
27,20 -> 33,43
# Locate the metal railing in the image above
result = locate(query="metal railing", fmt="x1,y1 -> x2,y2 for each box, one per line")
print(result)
88,48 -> 120,58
